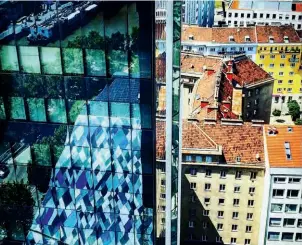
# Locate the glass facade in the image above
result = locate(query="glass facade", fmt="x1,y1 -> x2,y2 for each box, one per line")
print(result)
0,1 -> 155,244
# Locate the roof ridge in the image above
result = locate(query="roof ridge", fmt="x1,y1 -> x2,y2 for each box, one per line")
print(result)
193,122 -> 218,149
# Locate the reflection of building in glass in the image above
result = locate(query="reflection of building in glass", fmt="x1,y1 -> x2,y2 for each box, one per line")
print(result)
184,0 -> 214,27
0,1 -> 155,244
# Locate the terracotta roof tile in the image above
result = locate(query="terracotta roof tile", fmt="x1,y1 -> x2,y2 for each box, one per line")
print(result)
156,120 -> 265,166
212,27 -> 257,43
181,54 -> 221,74
265,125 -> 302,168
182,25 -> 213,42
256,25 -> 300,43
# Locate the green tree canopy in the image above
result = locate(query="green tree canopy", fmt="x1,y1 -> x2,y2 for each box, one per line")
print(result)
287,100 -> 301,121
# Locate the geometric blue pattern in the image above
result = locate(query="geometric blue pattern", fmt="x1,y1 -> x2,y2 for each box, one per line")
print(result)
26,78 -> 153,244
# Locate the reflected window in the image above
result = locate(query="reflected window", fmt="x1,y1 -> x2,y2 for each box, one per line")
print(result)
27,98 -> 46,122
47,99 -> 67,123
9,97 -> 26,120
0,46 -> 19,71
40,47 -> 62,75
19,46 -> 41,73
62,48 -> 84,74
85,49 -> 106,76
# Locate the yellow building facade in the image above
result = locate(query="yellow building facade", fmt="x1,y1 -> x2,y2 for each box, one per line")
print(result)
255,44 -> 302,114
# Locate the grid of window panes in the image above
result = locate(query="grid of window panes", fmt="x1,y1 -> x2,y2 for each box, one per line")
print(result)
0,1 -> 154,244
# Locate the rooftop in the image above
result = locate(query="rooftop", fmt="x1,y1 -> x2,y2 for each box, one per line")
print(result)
256,25 -> 301,43
229,0 -> 302,12
182,25 -> 301,44
265,125 -> 302,168
156,120 -> 265,166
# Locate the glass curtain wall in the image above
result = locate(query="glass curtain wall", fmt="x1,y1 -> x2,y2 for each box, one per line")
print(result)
0,1 -> 155,244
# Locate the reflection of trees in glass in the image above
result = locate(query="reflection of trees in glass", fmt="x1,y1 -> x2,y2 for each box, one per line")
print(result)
86,49 -> 106,76
40,47 -> 62,75
39,125 -> 67,145
9,97 -> 26,120
0,46 -> 19,72
27,98 -> 46,122
0,97 -> 6,119
62,49 -> 84,74
47,99 -> 67,123
32,144 -> 51,166
67,31 -> 105,49
68,100 -> 86,124
19,46 -> 41,74
0,183 -> 34,240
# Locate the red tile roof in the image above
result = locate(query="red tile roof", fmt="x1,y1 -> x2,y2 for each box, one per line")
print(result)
227,56 -> 272,87
181,54 -> 221,74
182,25 -> 213,42
256,25 -> 301,43
212,27 -> 257,43
265,125 -> 302,168
156,120 -> 265,165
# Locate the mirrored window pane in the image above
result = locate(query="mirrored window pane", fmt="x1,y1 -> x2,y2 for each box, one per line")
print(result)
85,49 -> 106,76
47,99 -> 67,123
40,47 -> 62,75
62,48 -> 84,75
0,46 -> 19,71
9,97 -> 26,120
19,46 -> 41,73
27,98 -> 46,122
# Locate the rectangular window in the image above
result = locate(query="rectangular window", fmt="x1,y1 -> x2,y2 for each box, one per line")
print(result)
62,48 -> 84,74
190,168 -> 197,176
272,189 -> 284,197
19,46 -> 41,73
0,46 -> 19,71
27,98 -> 46,122
203,210 -> 209,216
190,182 -> 196,190
188,221 -> 194,228
288,177 -> 301,183
40,47 -> 62,75
245,239 -> 251,245
279,72 -> 284,76
247,213 -> 253,220
271,203 -> 283,212
217,223 -> 223,230
204,197 -> 210,204
185,155 -> 192,162
248,200 -> 254,207
282,233 -> 294,241
287,88 -> 292,93
269,63 -> 274,68
203,222 -> 208,229
285,204 -> 297,213
249,187 -> 255,194
161,179 -> 166,186
234,186 -> 240,193
287,189 -> 299,198
235,171 -> 242,179
233,199 -> 240,206
268,232 -> 280,241
201,235 -> 207,241
218,211 -> 224,218
9,97 -> 26,120
231,238 -> 237,244
274,177 -> 286,183
283,218 -> 295,227
270,218 -> 281,226
296,233 -> 302,242
250,172 -> 257,180
298,219 -> 302,227
191,195 -> 196,203
205,183 -> 211,191
220,170 -> 226,178
216,236 -> 223,243
232,212 -> 238,219
218,198 -> 225,205
260,55 -> 264,59
160,193 -> 166,199
219,184 -> 226,192
280,63 -> 285,68
232,224 -> 238,231
85,49 -> 106,76
205,169 -> 212,177
246,226 -> 252,232
288,80 -> 293,84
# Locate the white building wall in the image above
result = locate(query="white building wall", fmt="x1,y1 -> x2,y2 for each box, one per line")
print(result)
226,9 -> 302,30
265,168 -> 302,245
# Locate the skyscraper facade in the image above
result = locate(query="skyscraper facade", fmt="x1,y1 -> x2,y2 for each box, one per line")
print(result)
184,0 -> 214,27
0,1 -> 155,244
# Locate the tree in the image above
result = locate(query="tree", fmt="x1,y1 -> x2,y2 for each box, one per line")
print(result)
295,119 -> 302,125
0,183 -> 34,240
272,109 -> 281,117
287,100 -> 301,121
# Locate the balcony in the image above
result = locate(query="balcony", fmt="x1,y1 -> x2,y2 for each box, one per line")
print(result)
217,50 -> 246,55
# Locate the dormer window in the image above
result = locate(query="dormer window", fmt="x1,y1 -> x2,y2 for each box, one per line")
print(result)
229,35 -> 235,42
189,35 -> 194,40
284,36 -> 289,43
245,35 -> 251,42
269,36 -> 274,43
236,156 -> 241,162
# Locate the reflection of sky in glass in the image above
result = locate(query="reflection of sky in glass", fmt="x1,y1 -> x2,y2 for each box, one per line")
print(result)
26,78 -> 153,245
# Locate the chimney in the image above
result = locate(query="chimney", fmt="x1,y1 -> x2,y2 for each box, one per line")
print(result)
200,100 -> 209,108
226,60 -> 233,80
207,67 -> 215,76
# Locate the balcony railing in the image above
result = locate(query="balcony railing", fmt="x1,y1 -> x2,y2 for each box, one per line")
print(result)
288,58 -> 299,63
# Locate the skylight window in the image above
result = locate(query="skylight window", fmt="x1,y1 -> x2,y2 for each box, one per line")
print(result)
269,36 -> 274,43
284,36 -> 289,43
229,36 -> 235,42
245,35 -> 251,42
284,142 -> 292,160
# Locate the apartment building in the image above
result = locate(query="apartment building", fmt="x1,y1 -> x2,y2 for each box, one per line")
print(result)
255,26 -> 302,115
180,120 -> 265,245
181,53 -> 274,123
184,0 -> 215,27
182,25 -> 302,115
182,25 -> 258,60
226,0 -> 302,30
261,125 -> 302,245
